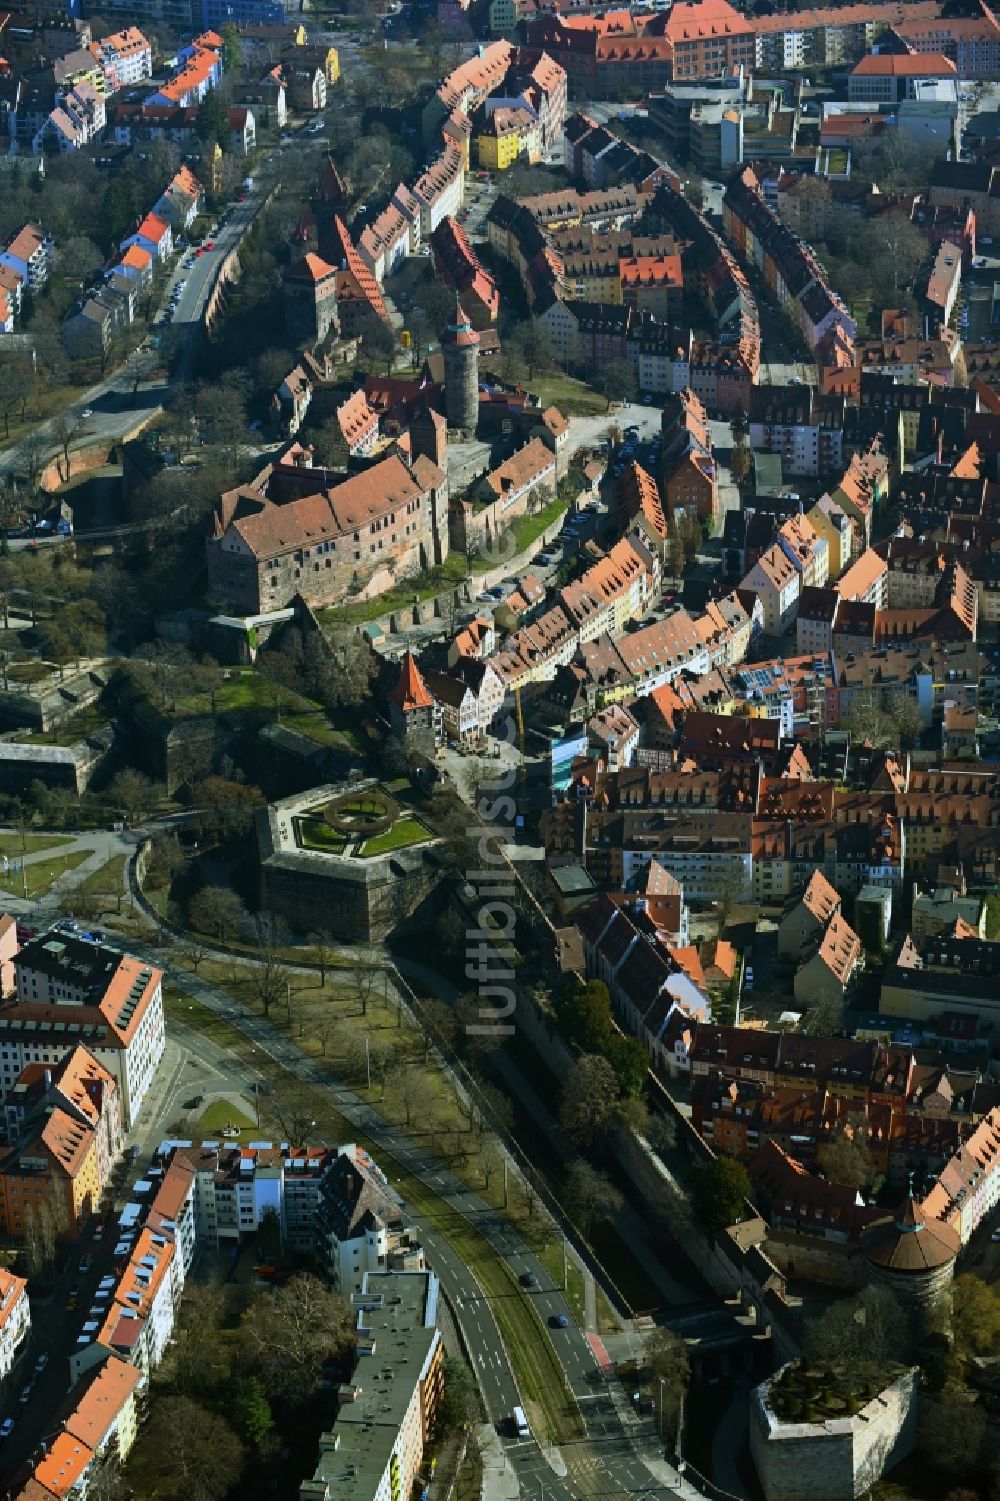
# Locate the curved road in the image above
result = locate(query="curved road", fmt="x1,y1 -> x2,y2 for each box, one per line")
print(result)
0,149 -> 282,494
128,928 -> 700,1500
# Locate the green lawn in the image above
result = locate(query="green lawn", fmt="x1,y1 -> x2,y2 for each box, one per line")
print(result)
508,493 -> 568,556
529,372 -> 609,417
75,853 -> 128,904
358,816 -> 430,857
0,832 -> 75,857
18,707 -> 110,746
0,379 -> 93,454
280,706 -> 351,748
4,661 -> 54,684
297,817 -> 346,853
193,1098 -> 258,1137
0,849 -> 90,898
534,1237 -> 587,1327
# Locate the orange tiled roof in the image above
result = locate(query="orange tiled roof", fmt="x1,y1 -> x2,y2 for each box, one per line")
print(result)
816,912 -> 861,984
851,50 -> 956,76
33,1431 -> 94,1498
837,547 -> 886,601
120,244 -> 152,271
800,868 -> 840,925
389,651 -> 434,712
64,1355 -> 141,1451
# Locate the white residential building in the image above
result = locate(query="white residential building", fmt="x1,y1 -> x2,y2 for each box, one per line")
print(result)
741,543 -> 801,633
90,27 -> 153,88
0,1268 -> 29,1386
4,927 -> 165,1128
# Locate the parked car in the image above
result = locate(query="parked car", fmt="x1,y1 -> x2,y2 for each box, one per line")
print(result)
0,1418 -> 13,1439
78,1254 -> 92,1274
33,1353 -> 48,1374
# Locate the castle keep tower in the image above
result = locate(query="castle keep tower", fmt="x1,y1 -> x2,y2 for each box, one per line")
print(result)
441,299 -> 480,434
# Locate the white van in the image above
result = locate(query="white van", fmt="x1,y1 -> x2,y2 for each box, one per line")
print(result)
513,1406 -> 529,1439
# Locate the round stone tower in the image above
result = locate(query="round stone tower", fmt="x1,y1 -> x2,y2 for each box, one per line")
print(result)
861,1196 -> 959,1338
441,298 -> 480,434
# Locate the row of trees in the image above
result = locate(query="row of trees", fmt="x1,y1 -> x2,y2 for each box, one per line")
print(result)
553,979 -> 650,1100
116,1272 -> 354,1501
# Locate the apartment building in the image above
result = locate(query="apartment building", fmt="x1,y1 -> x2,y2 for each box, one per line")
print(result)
793,911 -> 862,1008
1,929 -> 164,1129
661,388 -> 718,521
147,38 -> 221,108
316,1144 -> 428,1292
751,1 -> 943,73
807,495 -> 854,579
777,514 -> 829,589
741,543 -> 801,634
922,1108 -> 1000,1245
666,0 -> 755,81
796,586 -> 841,656
430,216 -> 499,329
0,223 -> 54,291
836,547 -> 888,609
27,1354 -> 143,1501
0,1045 -> 123,1238
96,1226 -> 179,1381
892,11 -> 1000,78
748,385 -> 845,478
89,27 -> 153,89
724,169 -> 856,356
120,210 -> 173,263
0,1268 -> 29,1388
300,1270 -> 444,1501
848,51 -> 957,105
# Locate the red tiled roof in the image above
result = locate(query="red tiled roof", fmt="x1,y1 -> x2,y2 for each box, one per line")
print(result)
388,651 -> 434,712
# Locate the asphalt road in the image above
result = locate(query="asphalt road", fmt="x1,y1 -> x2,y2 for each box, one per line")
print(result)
133,939 -> 700,1500
0,165 -> 274,496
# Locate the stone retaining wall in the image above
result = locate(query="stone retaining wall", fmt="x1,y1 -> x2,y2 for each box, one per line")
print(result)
381,510 -> 568,636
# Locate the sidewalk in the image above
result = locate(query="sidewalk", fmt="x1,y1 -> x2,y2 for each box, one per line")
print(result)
478,1426 -> 519,1501
0,826 -> 132,914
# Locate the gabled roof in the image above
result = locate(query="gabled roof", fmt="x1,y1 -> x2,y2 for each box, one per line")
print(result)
388,652 -> 434,712
800,868 -> 840,926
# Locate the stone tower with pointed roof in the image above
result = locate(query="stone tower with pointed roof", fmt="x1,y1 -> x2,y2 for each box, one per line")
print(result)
862,1195 -> 959,1336
387,651 -> 441,753
441,298 -> 480,434
283,250 -> 339,347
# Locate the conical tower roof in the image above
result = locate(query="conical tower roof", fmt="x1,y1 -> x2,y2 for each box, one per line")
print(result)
388,651 -> 434,712
441,297 -> 480,350
863,1197 -> 959,1274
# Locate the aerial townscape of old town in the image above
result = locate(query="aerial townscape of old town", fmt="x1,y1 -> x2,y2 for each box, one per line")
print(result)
2,1 -> 1000,1500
